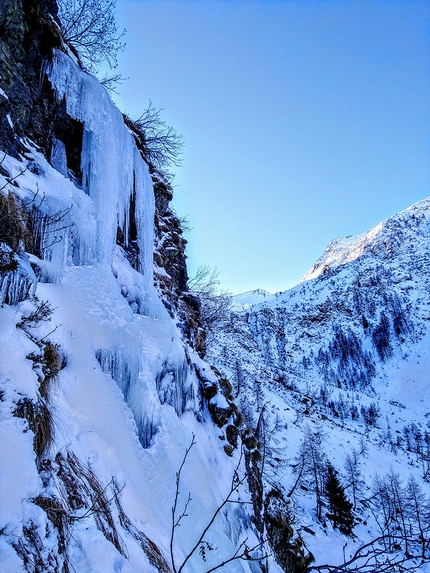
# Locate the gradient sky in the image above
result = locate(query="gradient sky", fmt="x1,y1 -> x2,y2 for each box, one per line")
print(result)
113,0 -> 430,294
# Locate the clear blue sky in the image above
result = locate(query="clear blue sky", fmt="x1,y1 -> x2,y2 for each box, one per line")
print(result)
113,0 -> 430,294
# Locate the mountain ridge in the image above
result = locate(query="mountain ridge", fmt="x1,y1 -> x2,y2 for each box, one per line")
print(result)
299,196 -> 430,284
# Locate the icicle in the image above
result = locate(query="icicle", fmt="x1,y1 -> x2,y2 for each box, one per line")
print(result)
47,51 -> 169,319
50,137 -> 68,178
0,249 -> 37,305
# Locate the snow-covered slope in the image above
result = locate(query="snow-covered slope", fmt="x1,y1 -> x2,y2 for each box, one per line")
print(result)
207,197 -> 430,571
0,5 -> 270,571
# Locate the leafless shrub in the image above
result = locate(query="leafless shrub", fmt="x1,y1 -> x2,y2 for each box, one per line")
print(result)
32,495 -> 70,554
56,451 -> 127,557
17,296 -> 55,329
52,454 -> 170,570
99,72 -> 128,96
39,342 -> 65,398
13,398 -> 54,461
0,180 -> 73,261
112,480 -> 172,573
0,191 -> 27,252
188,266 -> 232,334
57,0 -> 125,73
25,200 -> 73,258
131,101 -> 184,180
10,519 -> 63,573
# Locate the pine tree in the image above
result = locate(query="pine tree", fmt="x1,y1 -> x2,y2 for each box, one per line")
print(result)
325,462 -> 354,535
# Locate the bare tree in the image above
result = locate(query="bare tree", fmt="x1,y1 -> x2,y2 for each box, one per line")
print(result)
371,471 -> 411,554
405,475 -> 429,558
306,470 -> 430,572
57,0 -> 125,72
291,426 -> 327,520
132,101 -> 184,179
188,265 -> 232,334
344,449 -> 364,510
0,186 -> 72,260
170,435 -> 267,573
306,534 -> 430,573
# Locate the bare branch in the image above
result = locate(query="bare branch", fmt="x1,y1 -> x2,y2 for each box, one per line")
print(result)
0,165 -> 28,192
177,452 -> 247,573
306,534 -> 430,573
57,0 -> 126,73
205,539 -> 270,573
188,266 -> 232,334
131,100 -> 184,179
170,434 -> 196,573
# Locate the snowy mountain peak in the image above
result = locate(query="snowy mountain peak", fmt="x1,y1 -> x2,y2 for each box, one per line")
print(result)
300,196 -> 430,283
231,288 -> 274,310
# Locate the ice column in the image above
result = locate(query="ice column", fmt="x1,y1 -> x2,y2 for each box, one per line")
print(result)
48,50 -> 155,310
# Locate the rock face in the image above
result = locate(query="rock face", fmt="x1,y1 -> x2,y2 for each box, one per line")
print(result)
0,0 -> 63,156
152,174 -> 207,357
0,0 -> 205,356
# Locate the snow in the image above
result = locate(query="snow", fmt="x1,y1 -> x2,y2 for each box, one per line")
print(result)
2,21 -> 429,571
0,415 -> 40,529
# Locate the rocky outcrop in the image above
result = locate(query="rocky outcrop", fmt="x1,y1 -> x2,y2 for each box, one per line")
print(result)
152,175 -> 207,357
0,0 -> 65,157
264,489 -> 314,573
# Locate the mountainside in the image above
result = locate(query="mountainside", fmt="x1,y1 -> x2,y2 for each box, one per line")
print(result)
210,196 -> 430,396
0,3 -> 269,572
207,197 -> 430,570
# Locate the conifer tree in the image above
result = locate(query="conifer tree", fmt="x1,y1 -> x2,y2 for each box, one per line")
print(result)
325,462 -> 354,535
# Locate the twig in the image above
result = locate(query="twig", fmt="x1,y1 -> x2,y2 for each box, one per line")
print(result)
205,539 -> 269,573
306,534 -> 430,572
177,454 -> 247,573
170,434 -> 196,573
0,165 -> 29,192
